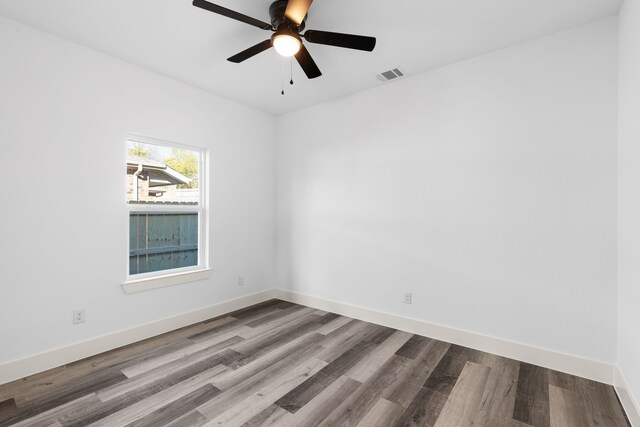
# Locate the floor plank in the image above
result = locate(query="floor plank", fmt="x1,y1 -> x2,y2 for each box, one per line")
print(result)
346,330 -> 413,383
432,361 -> 491,427
203,358 -> 327,426
473,353 -> 519,425
393,385 -> 449,427
164,410 -> 209,427
89,367 -> 223,426
513,362 -> 551,427
383,339 -> 451,409
240,404 -> 288,426
127,384 -> 220,427
317,354 -> 412,426
273,375 -> 362,427
197,341 -> 325,418
274,339 -> 376,413
549,384 -> 590,427
356,398 -> 403,427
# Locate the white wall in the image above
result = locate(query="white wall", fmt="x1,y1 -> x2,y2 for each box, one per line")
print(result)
276,18 -> 618,363
618,0 -> 640,410
0,16 -> 276,364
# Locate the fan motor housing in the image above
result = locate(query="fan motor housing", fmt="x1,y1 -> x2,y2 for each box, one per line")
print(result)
269,0 -> 306,31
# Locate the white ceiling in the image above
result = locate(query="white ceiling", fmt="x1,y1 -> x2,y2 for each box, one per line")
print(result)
0,0 -> 622,115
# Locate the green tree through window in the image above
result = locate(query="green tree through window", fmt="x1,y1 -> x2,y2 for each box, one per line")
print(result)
128,142 -> 155,159
165,148 -> 199,189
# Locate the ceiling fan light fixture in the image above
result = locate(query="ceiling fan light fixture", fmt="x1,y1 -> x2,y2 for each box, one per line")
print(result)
272,33 -> 302,57
193,0 -> 376,80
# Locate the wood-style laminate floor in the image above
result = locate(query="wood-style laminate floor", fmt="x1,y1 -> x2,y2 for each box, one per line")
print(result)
0,300 -> 631,427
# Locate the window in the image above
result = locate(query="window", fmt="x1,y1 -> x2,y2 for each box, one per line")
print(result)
123,135 -> 210,293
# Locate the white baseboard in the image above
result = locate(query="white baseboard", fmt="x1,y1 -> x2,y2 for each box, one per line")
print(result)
273,288 -> 616,385
615,367 -> 640,426
0,289 -> 277,386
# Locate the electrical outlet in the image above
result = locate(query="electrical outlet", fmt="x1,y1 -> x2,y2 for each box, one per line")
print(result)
73,309 -> 85,325
238,276 -> 246,286
404,292 -> 412,305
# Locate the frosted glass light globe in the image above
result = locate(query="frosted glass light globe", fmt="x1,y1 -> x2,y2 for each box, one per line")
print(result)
273,34 -> 301,57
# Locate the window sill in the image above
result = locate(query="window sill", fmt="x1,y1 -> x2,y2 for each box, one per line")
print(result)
122,268 -> 212,294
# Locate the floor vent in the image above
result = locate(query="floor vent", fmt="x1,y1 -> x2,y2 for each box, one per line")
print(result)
377,68 -> 405,82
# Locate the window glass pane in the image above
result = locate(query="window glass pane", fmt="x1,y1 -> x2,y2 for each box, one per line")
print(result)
129,212 -> 198,275
127,141 -> 199,205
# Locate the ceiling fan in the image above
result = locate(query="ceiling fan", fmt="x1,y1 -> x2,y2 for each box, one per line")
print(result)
192,0 -> 377,79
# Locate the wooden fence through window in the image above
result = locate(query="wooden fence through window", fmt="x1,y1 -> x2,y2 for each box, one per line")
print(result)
129,212 -> 198,275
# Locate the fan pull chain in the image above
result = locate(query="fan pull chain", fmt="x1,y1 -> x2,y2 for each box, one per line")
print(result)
281,58 -> 285,95
290,57 -> 294,85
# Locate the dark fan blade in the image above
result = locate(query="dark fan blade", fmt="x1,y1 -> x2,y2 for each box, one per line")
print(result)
227,40 -> 273,63
193,0 -> 272,30
294,45 -> 322,79
285,0 -> 313,26
304,30 -> 376,52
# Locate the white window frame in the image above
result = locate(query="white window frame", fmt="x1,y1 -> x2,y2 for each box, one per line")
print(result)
122,134 -> 211,294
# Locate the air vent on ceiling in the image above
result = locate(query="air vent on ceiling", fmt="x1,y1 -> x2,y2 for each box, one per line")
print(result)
377,68 -> 405,82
